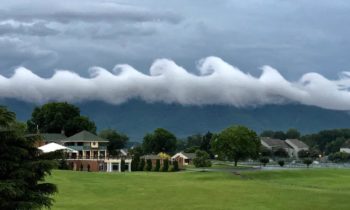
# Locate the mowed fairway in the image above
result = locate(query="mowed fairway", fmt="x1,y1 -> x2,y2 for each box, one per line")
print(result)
47,169 -> 350,210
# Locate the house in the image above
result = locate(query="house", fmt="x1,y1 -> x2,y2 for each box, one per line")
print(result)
340,148 -> 350,153
285,139 -> 309,158
260,137 -> 293,156
61,130 -> 109,159
60,130 -> 108,171
261,137 -> 310,158
171,152 -> 196,166
140,154 -> 162,166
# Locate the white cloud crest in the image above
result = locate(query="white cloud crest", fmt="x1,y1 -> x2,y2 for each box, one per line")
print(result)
0,56 -> 350,110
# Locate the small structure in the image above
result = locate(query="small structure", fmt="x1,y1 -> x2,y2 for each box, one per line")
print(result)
285,139 -> 309,158
105,159 -> 132,172
38,142 -> 77,154
171,152 -> 196,166
118,149 -> 129,157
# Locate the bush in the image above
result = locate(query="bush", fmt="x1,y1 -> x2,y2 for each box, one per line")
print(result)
172,160 -> 179,171
80,164 -> 83,171
260,157 -> 269,166
121,159 -> 125,172
154,159 -> 160,171
58,159 -> 69,170
278,160 -> 285,167
138,159 -> 145,171
328,152 -> 350,163
146,159 -> 152,171
303,158 -> 313,168
131,157 -> 140,171
162,159 -> 169,172
193,150 -> 211,168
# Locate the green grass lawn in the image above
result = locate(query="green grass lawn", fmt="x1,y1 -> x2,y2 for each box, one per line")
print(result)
46,169 -> 350,210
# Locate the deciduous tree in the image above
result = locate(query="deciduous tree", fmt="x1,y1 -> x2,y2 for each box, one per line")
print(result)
27,102 -> 96,136
142,128 -> 177,154
99,129 -> 129,156
212,125 -> 260,166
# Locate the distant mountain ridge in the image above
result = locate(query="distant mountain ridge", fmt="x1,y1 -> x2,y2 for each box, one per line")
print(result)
1,99 -> 349,141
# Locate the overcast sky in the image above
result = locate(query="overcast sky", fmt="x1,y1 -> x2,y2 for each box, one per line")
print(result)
0,0 -> 349,79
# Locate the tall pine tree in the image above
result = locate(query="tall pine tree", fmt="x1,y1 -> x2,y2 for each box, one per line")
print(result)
0,106 -> 58,209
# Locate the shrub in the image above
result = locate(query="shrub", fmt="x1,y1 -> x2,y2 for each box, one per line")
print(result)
87,164 -> 91,172
172,160 -> 179,171
121,159 -> 125,172
162,159 -> 169,172
80,164 -> 83,171
260,157 -> 269,166
58,159 -> 69,170
131,157 -> 140,171
328,152 -> 350,163
138,159 -> 145,171
303,158 -> 313,168
193,150 -> 211,168
146,159 -> 152,171
154,159 -> 160,171
278,160 -> 285,167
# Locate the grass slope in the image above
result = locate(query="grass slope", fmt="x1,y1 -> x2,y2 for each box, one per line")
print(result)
47,169 -> 350,210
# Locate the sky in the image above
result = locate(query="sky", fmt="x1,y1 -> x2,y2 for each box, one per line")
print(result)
0,0 -> 350,110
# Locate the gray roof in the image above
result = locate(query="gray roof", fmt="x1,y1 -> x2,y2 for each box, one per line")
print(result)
261,138 -> 290,149
140,155 -> 161,160
286,139 -> 309,149
62,130 -> 108,142
181,152 -> 196,159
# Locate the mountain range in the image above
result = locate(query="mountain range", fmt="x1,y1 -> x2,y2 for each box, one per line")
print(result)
1,99 -> 349,141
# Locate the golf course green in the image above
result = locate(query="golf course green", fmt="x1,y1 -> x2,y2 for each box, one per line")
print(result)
47,169 -> 350,210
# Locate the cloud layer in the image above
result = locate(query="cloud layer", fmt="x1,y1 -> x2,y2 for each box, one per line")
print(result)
0,57 -> 349,111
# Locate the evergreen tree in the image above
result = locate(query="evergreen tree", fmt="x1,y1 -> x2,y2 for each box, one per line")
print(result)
146,159 -> 152,171
0,105 -> 58,209
0,130 -> 58,209
131,156 -> 140,171
172,160 -> 179,171
121,159 -> 125,172
154,159 -> 160,172
162,159 -> 169,172
139,159 -> 145,171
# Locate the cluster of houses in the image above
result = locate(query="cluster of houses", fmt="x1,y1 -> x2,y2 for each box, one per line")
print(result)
32,130 -> 311,172
32,130 -> 197,172
260,137 -> 309,158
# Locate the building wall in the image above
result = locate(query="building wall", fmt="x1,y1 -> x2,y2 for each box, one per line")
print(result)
68,160 -> 104,172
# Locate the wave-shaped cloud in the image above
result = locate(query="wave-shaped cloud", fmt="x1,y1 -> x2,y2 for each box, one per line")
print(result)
0,56 -> 350,110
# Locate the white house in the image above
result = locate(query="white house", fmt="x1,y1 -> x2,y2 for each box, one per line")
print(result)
285,139 -> 309,158
261,137 -> 309,158
340,148 -> 350,153
171,152 -> 196,165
